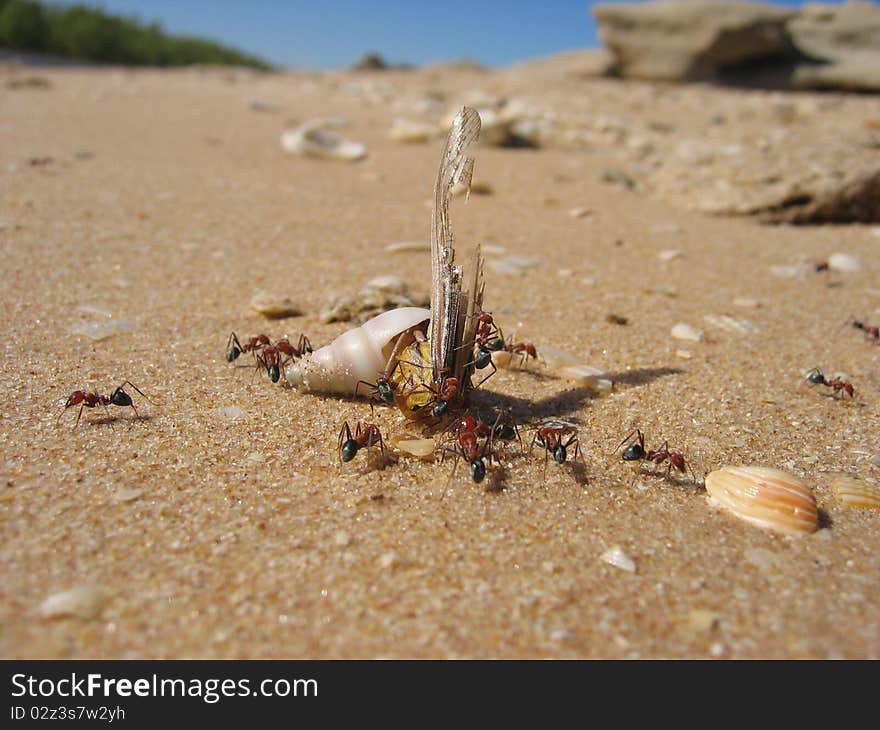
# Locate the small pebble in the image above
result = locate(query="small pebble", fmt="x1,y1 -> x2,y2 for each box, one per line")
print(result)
687,609 -> 719,633
249,291 -> 301,319
745,548 -> 780,571
490,255 -> 541,274
112,487 -> 144,503
827,252 -> 864,273
378,551 -> 402,570
657,249 -> 683,262
671,323 -> 702,341
215,406 -> 248,421
676,349 -> 692,359
599,546 -> 636,573
39,585 -> 108,620
568,206 -> 592,218
334,530 -> 352,547
384,241 -> 430,253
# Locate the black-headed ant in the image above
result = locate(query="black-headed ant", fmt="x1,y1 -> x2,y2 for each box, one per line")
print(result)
852,319 -> 879,341
616,429 -> 694,481
530,420 -> 583,467
338,420 -> 386,462
226,332 -> 270,363
471,312 -> 505,382
58,381 -> 151,427
806,368 -> 855,399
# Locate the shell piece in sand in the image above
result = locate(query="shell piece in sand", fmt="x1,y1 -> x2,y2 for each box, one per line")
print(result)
281,122 -> 366,161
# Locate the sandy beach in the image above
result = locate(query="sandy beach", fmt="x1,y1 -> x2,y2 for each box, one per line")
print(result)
1,61 -> 878,658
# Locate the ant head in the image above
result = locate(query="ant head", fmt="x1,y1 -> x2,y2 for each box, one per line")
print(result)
553,443 -> 567,464
110,387 -> 132,407
269,364 -> 281,383
807,369 -> 826,385
340,440 -> 360,462
432,399 -> 449,418
622,443 -> 645,461
376,381 -> 395,403
470,458 -> 486,483
494,423 -> 516,441
226,346 -> 241,363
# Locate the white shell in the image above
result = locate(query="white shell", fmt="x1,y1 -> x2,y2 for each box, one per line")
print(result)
827,252 -> 864,273
285,307 -> 430,394
281,122 -> 366,161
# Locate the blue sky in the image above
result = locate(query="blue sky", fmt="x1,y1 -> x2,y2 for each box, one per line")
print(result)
81,0 -> 836,70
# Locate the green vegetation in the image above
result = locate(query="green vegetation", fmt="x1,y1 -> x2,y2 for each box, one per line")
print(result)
0,0 -> 274,69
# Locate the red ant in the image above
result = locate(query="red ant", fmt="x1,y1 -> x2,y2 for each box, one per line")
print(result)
852,319 -> 879,341
338,420 -> 386,462
504,338 -> 538,365
616,429 -> 693,481
530,420 -> 583,467
256,344 -> 284,383
58,381 -> 150,427
443,415 -> 504,483
226,332 -> 270,363
806,368 -> 854,399
276,334 -> 313,359
410,373 -> 461,418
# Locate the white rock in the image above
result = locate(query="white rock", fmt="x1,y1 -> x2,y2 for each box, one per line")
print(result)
600,546 -> 636,573
39,585 -> 108,620
671,322 -> 702,341
828,252 -> 864,273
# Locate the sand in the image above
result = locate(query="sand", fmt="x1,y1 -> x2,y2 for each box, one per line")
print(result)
1,63 -> 878,659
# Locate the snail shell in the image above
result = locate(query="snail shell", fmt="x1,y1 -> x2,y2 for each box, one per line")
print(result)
285,307 -> 430,395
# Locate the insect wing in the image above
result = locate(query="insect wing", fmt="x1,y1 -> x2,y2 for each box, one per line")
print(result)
430,106 -> 482,383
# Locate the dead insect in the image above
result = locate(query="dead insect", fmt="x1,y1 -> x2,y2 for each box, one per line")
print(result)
58,381 -> 151,427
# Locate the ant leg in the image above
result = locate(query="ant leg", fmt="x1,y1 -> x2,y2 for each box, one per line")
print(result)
612,428 -> 642,457
474,358 -> 497,388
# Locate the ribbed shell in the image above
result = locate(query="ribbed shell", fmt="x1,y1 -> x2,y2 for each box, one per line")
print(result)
832,475 -> 880,509
705,466 -> 819,535
285,307 -> 429,395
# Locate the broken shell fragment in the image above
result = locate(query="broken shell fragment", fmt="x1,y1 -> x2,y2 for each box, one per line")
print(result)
286,306 -> 430,395
705,466 -> 818,535
281,122 -> 366,161
831,475 -> 880,509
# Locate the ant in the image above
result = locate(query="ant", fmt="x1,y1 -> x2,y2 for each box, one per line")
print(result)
443,415 -> 498,483
471,311 -> 506,374
615,429 -> 694,481
276,334 -> 313,359
58,381 -> 150,428
256,344 -> 284,383
806,368 -> 854,399
355,361 -> 406,404
852,319 -> 879,341
226,332 -> 270,363
504,338 -> 539,366
413,374 -> 461,418
338,420 -> 386,462
530,420 -> 583,467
